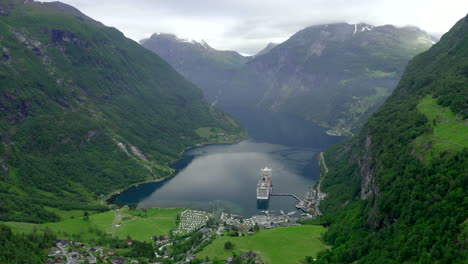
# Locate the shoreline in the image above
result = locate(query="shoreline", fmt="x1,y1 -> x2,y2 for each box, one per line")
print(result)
105,136 -> 247,206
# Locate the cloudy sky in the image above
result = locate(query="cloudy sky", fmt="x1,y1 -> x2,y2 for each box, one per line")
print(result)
41,0 -> 467,55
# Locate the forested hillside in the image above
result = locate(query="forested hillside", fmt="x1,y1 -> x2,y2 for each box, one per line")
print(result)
315,15 -> 467,263
0,0 -> 244,223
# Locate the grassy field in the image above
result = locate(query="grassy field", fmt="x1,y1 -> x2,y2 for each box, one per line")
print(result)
197,225 -> 327,264
2,207 -> 182,242
2,210 -> 115,241
115,208 -> 183,241
195,126 -> 244,144
414,95 -> 467,162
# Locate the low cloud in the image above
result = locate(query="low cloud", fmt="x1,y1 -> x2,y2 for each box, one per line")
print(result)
41,0 -> 468,54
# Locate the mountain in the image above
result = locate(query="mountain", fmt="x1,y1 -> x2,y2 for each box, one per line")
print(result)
142,23 -> 435,135
0,0 -> 244,223
254,42 -> 278,57
141,34 -> 268,110
313,15 -> 467,263
248,23 -> 435,135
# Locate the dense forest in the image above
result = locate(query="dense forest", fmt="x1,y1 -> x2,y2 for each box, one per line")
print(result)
314,14 -> 467,263
0,225 -> 56,264
0,0 -> 244,223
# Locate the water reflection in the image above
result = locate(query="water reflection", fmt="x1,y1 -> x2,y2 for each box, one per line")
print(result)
115,141 -> 321,216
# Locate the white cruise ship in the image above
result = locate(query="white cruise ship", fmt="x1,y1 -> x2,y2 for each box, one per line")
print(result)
257,167 -> 272,200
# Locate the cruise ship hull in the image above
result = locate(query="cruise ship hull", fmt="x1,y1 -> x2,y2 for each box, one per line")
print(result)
257,187 -> 272,200
257,167 -> 273,200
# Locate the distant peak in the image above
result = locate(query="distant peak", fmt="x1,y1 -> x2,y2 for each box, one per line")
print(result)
254,42 -> 278,57
147,33 -> 206,45
352,23 -> 374,35
200,40 -> 212,49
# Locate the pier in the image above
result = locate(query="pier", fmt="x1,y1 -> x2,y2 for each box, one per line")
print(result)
270,193 -> 302,202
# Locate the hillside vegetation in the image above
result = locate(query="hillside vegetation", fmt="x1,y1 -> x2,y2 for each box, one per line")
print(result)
3,207 -> 181,243
318,14 -> 468,263
315,15 -> 467,263
0,0 -> 244,223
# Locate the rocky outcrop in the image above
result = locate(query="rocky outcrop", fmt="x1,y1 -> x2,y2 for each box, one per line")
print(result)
0,158 -> 9,177
0,3 -> 15,16
359,136 -> 379,200
1,47 -> 11,63
85,130 -> 99,142
49,29 -> 88,47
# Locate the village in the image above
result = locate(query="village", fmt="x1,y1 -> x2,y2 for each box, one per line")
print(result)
44,206 -> 319,264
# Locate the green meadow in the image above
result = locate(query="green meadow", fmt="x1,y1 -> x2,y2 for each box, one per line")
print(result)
197,225 -> 327,264
115,208 -> 183,241
414,95 -> 467,162
2,207 -> 182,243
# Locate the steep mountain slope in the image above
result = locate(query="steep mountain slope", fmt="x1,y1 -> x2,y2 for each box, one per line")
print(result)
141,34 -> 266,109
249,23 -> 435,135
315,15 -> 467,263
0,0 -> 244,223
142,23 -> 434,135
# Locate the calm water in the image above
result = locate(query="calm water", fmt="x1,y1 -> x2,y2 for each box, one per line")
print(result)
114,108 -> 344,216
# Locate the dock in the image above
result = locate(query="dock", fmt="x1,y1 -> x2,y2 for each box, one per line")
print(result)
270,193 -> 301,201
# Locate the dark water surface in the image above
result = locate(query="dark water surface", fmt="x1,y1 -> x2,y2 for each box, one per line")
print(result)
114,109 -> 344,216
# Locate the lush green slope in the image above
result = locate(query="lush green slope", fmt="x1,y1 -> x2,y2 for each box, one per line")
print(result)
198,225 -> 327,264
4,207 -> 181,243
315,15 -> 467,263
0,0 -> 244,223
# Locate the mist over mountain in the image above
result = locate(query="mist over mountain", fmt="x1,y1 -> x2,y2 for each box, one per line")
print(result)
141,33 -> 266,109
142,23 -> 435,135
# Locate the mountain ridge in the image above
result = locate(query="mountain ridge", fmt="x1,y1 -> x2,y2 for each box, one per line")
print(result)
142,22 -> 435,135
0,0 -> 244,223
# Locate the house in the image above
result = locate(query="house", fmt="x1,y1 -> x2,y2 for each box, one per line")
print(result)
56,239 -> 70,247
69,252 -> 80,260
200,227 -> 212,234
73,242 -> 83,247
241,251 -> 257,259
48,247 -> 61,256
87,256 -> 97,264
111,256 -> 127,264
